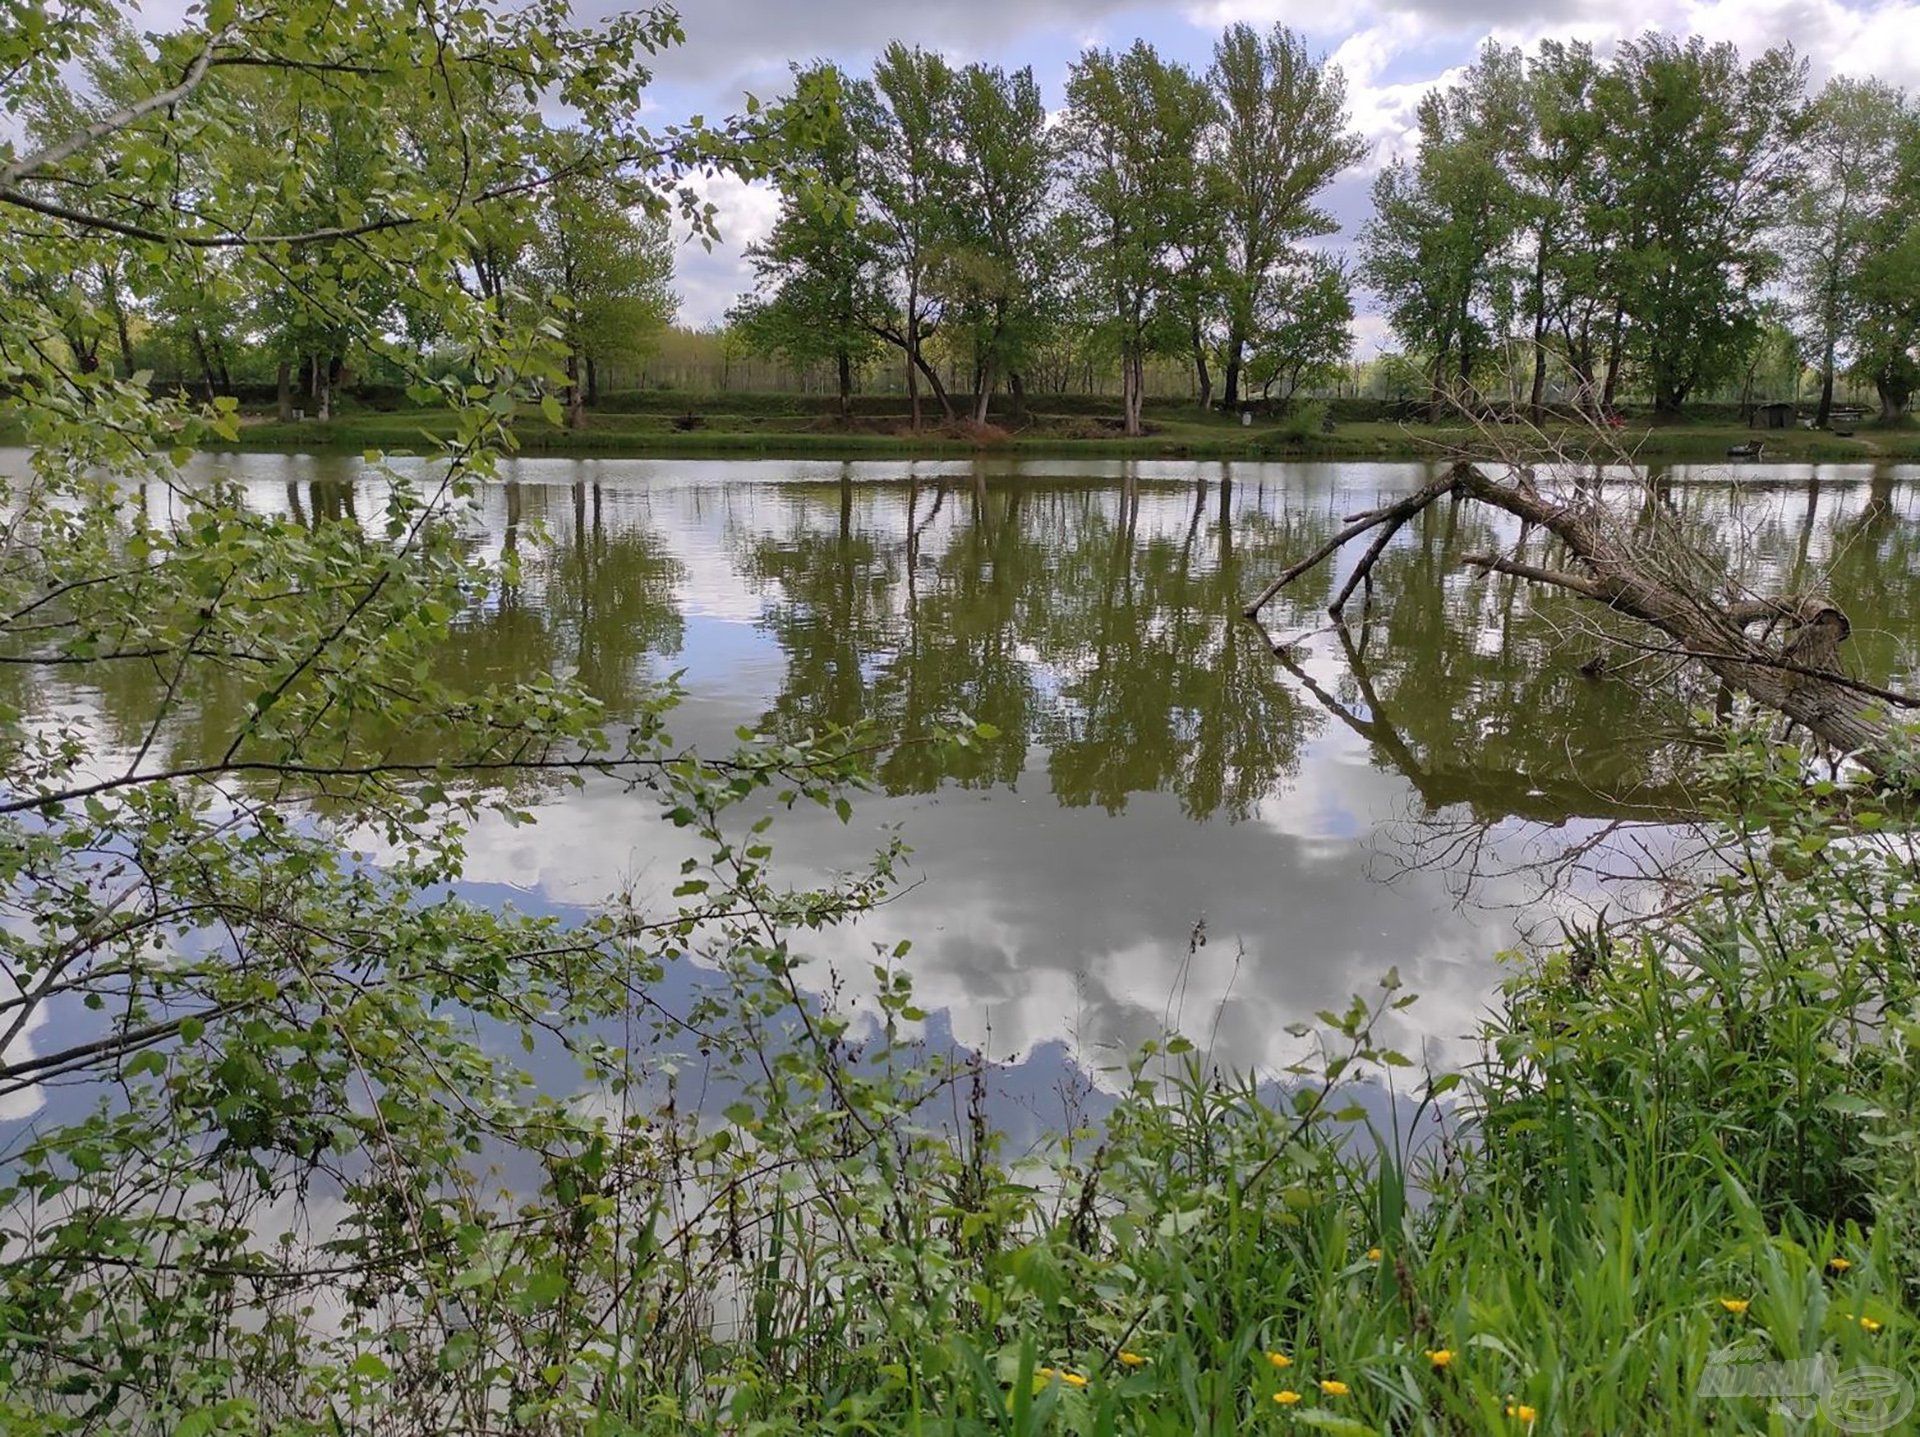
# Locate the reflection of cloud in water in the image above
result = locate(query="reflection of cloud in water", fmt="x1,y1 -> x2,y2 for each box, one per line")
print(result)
447,759 -> 1518,1079
0,978 -> 49,1123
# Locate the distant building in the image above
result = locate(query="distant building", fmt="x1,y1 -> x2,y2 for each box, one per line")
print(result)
1753,401 -> 1796,430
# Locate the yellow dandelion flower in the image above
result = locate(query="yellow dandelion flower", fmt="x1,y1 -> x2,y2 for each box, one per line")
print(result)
1118,1351 -> 1147,1368
1273,1390 -> 1301,1406
1506,1402 -> 1538,1422
1366,1247 -> 1383,1262
1036,1367 -> 1055,1379
1059,1372 -> 1089,1388
1829,1257 -> 1853,1273
1860,1315 -> 1883,1334
1319,1379 -> 1350,1396
1718,1297 -> 1750,1315
1266,1352 -> 1293,1370
1425,1348 -> 1453,1368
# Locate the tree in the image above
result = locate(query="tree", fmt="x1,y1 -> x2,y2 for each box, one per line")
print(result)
1360,44 -> 1528,417
1207,23 -> 1365,408
1061,41 -> 1214,436
1850,113 -> 1920,421
1788,78 -> 1909,426
1244,254 -> 1354,404
521,133 -> 679,425
1513,40 -> 1608,415
1600,34 -> 1806,415
939,62 -> 1057,423
858,42 -> 958,429
731,64 -> 884,421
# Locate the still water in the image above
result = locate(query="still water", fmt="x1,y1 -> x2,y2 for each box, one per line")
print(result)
28,452 -> 1920,1085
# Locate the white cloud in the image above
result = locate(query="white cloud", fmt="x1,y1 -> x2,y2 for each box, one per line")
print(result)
672,172 -> 782,327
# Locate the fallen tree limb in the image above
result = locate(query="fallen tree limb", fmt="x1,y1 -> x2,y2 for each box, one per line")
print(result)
1247,457 -> 1919,779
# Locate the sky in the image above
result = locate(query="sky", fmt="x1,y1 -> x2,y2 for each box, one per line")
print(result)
639,0 -> 1920,346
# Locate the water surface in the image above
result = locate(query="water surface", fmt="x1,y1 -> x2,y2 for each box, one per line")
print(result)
20,452 -> 1920,1082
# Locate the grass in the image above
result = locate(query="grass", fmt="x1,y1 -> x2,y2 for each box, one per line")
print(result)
165,395 -> 1920,463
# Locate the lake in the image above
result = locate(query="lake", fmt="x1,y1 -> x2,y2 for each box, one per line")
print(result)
16,451 -> 1920,1092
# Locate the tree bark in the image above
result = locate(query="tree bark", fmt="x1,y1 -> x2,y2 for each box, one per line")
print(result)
100,267 -> 133,378
1879,377 -> 1907,422
909,344 -> 955,423
276,359 -> 292,422
1600,305 -> 1626,412
974,361 -> 996,425
837,351 -> 853,422
1816,339 -> 1836,429
906,286 -> 922,432
1191,315 -> 1212,410
565,349 -> 585,430
1121,345 -> 1145,438
1527,242 -> 1549,420
190,327 -> 218,403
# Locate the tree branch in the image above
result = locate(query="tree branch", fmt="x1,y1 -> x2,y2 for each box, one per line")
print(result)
0,36 -> 223,190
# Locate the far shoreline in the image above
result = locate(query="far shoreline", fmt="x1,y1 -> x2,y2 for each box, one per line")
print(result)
213,411 -> 1920,465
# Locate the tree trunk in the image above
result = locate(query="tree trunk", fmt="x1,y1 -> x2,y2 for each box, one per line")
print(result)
1816,340 -> 1836,429
1526,238 -> 1549,419
1427,349 -> 1451,425
276,360 -> 292,423
190,327 -> 218,403
972,319 -> 998,424
586,355 -> 599,408
101,268 -> 133,378
315,359 -> 332,423
566,349 -> 585,430
1009,371 -> 1026,421
1223,332 -> 1244,409
909,345 -> 955,423
1528,314 -> 1549,419
906,290 -> 922,432
1191,316 -> 1212,410
1600,306 -> 1626,412
837,350 -> 852,422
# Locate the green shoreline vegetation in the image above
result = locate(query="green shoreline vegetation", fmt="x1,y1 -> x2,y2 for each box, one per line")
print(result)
35,398 -> 1914,464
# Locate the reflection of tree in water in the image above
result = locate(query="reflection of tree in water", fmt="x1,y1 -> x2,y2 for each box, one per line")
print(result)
1261,470 -> 1920,836
61,479 -> 686,786
737,471 -> 1326,819
1823,470 -> 1920,686
438,480 -> 684,719
1261,497 -> 1702,822
1043,482 -> 1324,819
736,474 -> 1038,791
49,464 -> 1920,837
536,482 -> 685,711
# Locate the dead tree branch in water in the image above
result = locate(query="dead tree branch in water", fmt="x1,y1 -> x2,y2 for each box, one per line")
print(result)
1244,430 -> 1920,779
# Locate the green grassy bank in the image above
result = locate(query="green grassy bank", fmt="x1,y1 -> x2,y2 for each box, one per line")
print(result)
41,393 -> 1909,464
8,391 -> 1917,462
